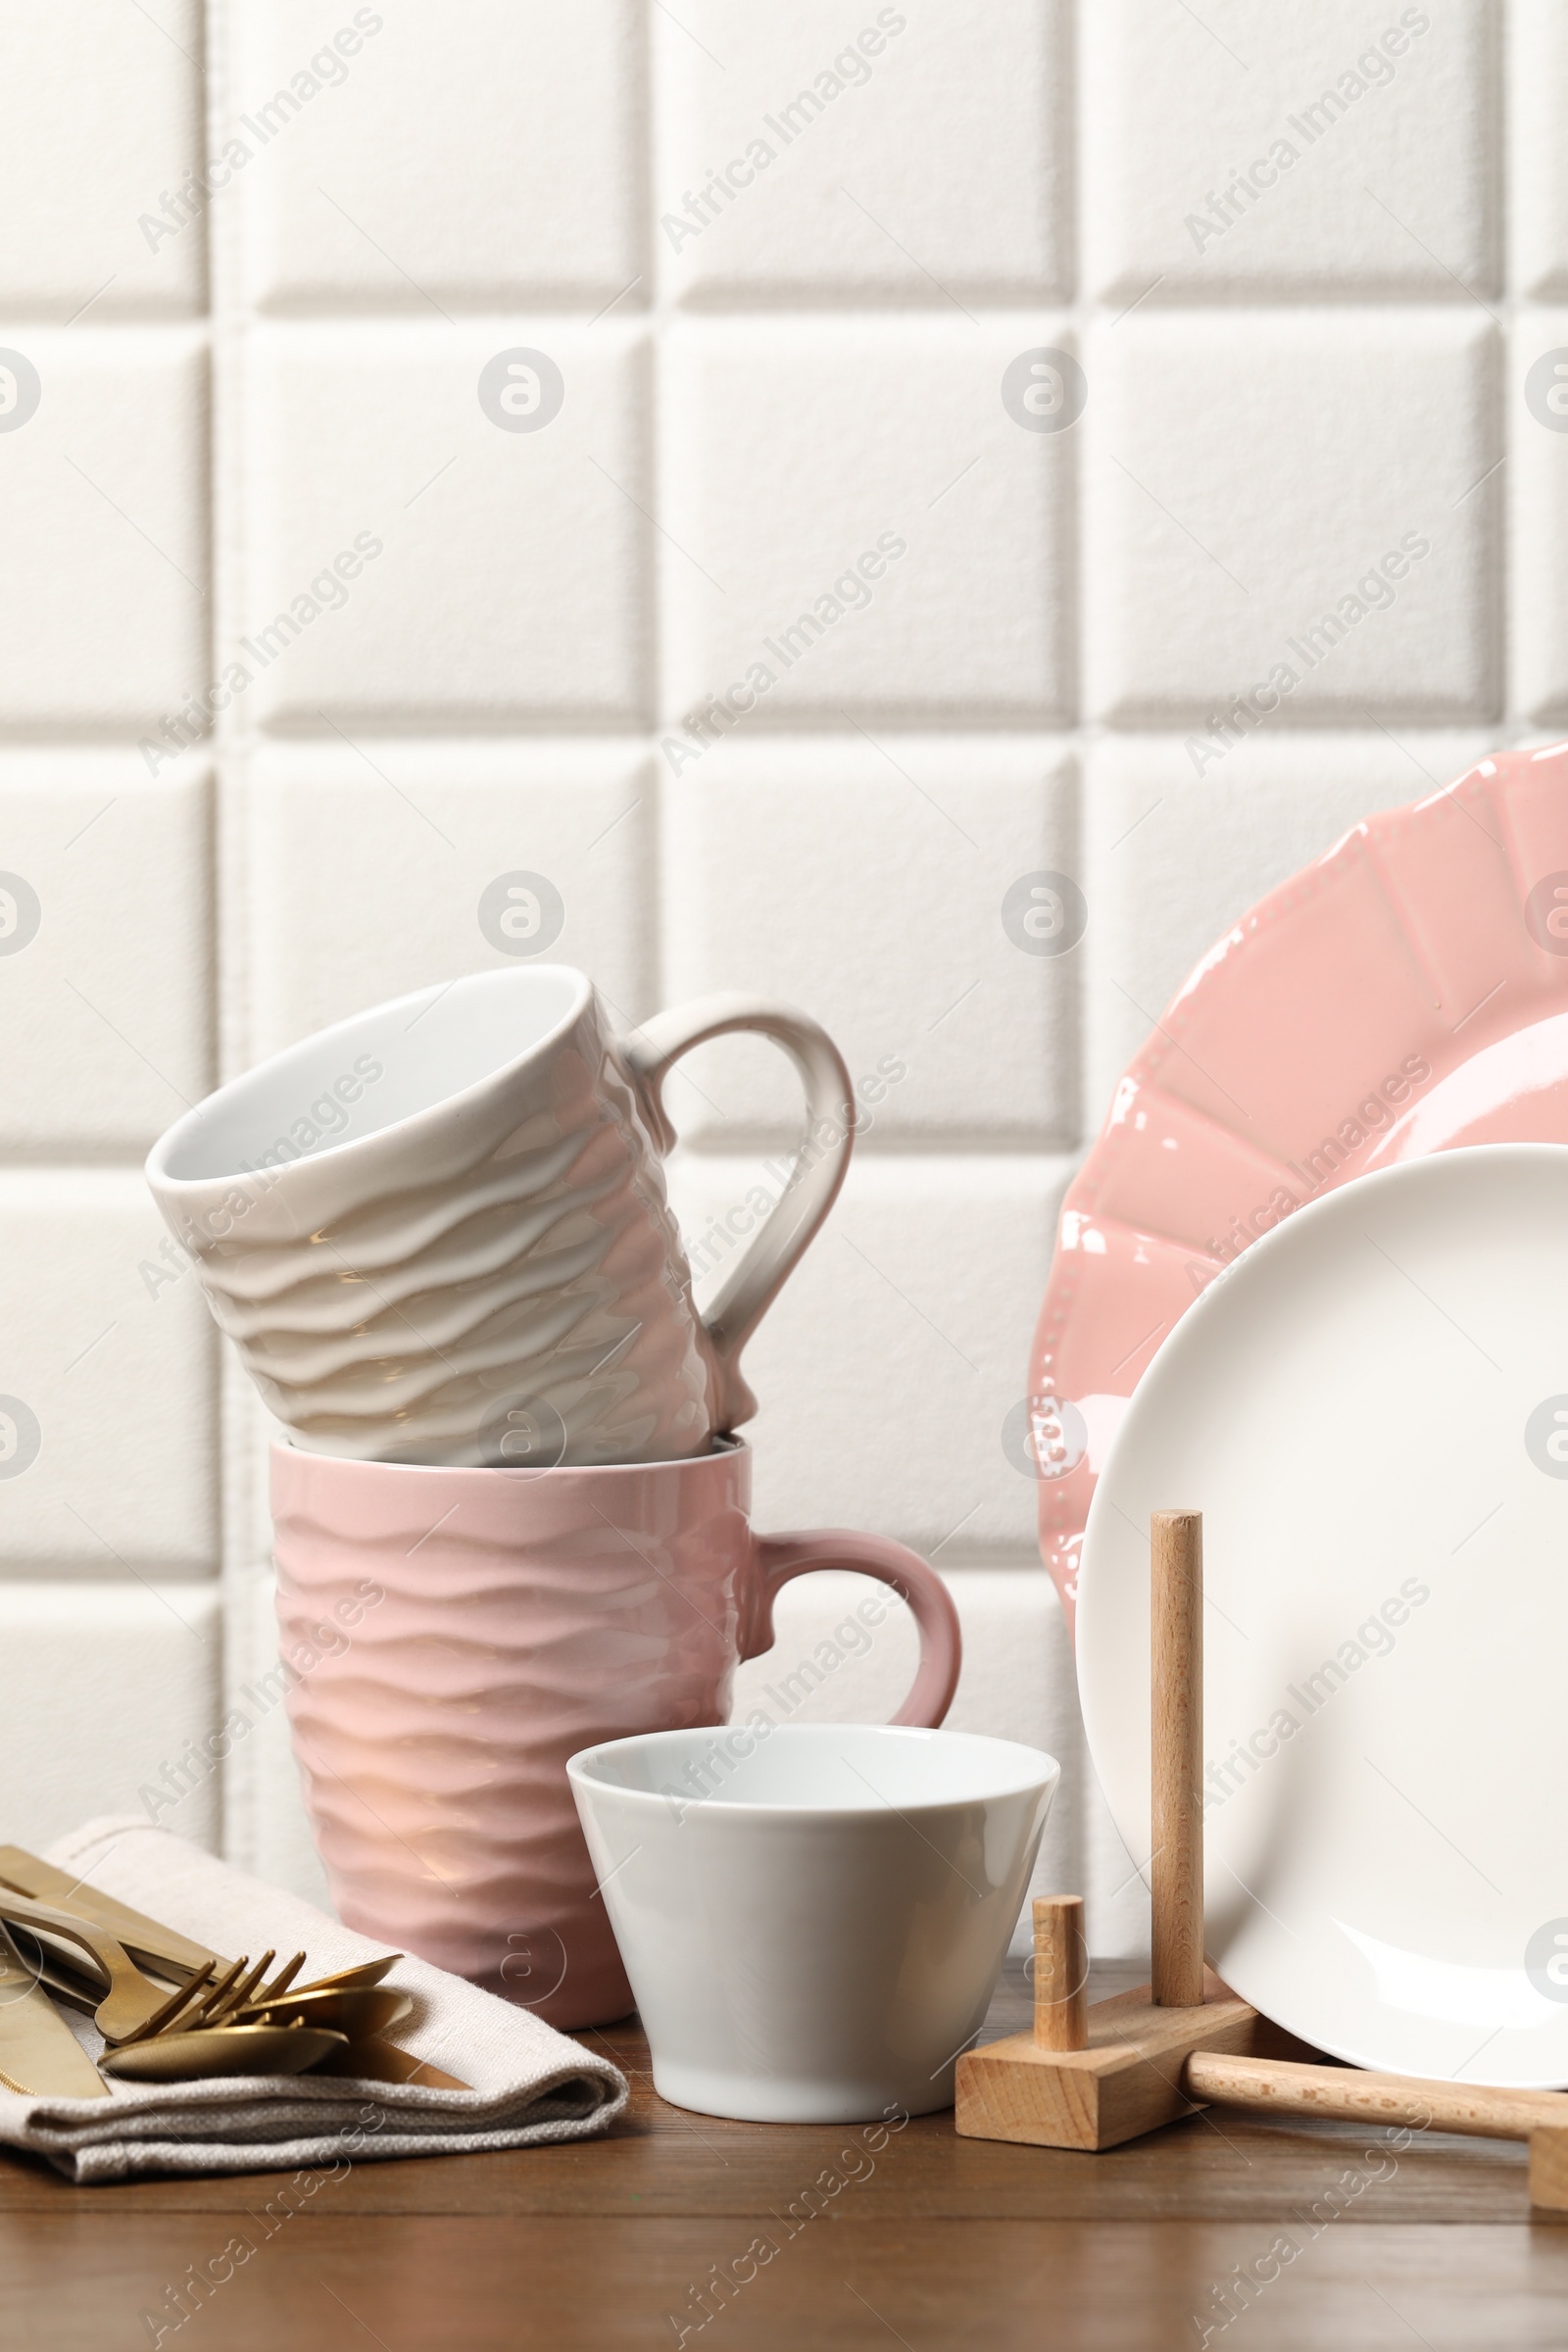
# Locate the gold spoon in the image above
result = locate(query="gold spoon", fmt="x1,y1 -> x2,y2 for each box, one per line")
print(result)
290,1956 -> 402,1997
239,1985 -> 413,2038
102,2024 -> 347,2082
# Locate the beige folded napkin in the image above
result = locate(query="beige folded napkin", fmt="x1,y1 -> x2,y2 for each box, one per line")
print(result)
0,1817 -> 626,2184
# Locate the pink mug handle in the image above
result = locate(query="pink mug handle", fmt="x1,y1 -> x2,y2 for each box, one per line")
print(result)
742,1530 -> 961,1728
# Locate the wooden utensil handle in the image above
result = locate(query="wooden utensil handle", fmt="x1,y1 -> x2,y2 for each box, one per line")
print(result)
1186,2050 -> 1568,2141
1152,1509 -> 1203,2007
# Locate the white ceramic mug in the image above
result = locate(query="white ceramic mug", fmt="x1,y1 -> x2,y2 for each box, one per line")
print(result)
145,966 -> 855,1465
567,1723 -> 1059,2122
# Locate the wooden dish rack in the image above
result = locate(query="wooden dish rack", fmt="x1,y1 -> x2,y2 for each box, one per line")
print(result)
954,1510 -> 1568,2213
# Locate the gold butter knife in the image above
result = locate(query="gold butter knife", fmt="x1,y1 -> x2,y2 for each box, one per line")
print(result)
0,1927 -> 108,2100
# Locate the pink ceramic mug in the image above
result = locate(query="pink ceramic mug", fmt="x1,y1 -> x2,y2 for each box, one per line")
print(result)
271,1438 -> 961,2028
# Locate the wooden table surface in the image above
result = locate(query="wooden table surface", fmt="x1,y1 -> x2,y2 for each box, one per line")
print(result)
1,1960 -> 1563,2351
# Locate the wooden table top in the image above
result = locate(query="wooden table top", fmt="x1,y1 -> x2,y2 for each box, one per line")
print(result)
0,1960 -> 1562,2350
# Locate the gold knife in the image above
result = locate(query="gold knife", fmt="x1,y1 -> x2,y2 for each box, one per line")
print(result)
0,1846 -> 224,1980
309,2034 -> 470,2089
0,1927 -> 108,2099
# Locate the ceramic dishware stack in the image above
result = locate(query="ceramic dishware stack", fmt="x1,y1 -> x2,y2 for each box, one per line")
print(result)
148,965 -> 964,2030
1030,738 -> 1568,1629
270,1438 -> 961,2025
973,746 -> 1568,2200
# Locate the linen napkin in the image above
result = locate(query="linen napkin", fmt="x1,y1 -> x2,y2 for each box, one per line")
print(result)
0,1816 -> 626,2184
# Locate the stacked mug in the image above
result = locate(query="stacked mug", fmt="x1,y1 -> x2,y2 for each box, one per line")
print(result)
147,968 -> 960,2027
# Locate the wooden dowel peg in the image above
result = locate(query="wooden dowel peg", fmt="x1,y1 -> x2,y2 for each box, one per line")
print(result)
1032,1896 -> 1088,2052
1185,2049 -> 1568,2143
1151,1509 -> 1204,2008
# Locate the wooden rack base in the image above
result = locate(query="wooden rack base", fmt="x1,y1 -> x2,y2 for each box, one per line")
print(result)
954,1509 -> 1568,2212
956,1972 -> 1262,2153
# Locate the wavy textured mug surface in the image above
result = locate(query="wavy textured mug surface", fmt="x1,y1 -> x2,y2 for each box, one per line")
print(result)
271,1441 -> 962,2029
222,1000 -> 710,1464
147,968 -> 853,1466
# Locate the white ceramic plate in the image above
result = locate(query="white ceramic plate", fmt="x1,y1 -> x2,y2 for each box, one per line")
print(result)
1077,1144 -> 1568,2086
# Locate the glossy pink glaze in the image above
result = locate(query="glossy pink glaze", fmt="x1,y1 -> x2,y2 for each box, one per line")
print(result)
1031,741 -> 1568,1630
271,1440 -> 961,2028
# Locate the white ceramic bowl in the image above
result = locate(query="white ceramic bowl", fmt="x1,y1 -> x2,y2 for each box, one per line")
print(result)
567,1722 -> 1059,2123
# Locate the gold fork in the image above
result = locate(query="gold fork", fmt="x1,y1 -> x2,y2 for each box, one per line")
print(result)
0,1891 -> 191,2042
116,1950 -> 310,2046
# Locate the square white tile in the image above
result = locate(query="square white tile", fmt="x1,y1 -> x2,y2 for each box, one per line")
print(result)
663,1152 -> 1071,1563
1084,311 -> 1500,723
240,738 -> 655,1061
662,318 -> 1077,727
0,0 -> 206,317
659,0 -> 1070,304
660,735 -> 1079,1146
0,1582 -> 220,1851
1084,0 -> 1497,303
1510,0 -> 1568,299
0,329 -> 208,726
1083,729 -> 1496,1124
225,0 -> 646,311
1512,313 -> 1568,720
0,754 -> 211,1151
222,1561 -> 332,1905
237,321 -> 653,725
0,1172 -> 218,1571
223,1373 -> 286,1585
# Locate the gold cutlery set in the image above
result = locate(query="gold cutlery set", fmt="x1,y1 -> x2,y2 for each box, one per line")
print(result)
0,1846 -> 466,2098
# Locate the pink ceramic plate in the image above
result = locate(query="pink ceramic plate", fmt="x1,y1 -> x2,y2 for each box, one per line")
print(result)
1030,741 -> 1568,1632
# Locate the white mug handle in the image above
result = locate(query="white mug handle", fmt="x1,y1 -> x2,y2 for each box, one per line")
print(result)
619,994 -> 855,1430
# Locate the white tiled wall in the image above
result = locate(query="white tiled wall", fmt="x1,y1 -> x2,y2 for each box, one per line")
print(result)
0,0 -> 1550,1957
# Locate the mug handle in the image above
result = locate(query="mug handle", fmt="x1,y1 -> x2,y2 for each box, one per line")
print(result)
619,993 -> 856,1430
740,1530 -> 961,1730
